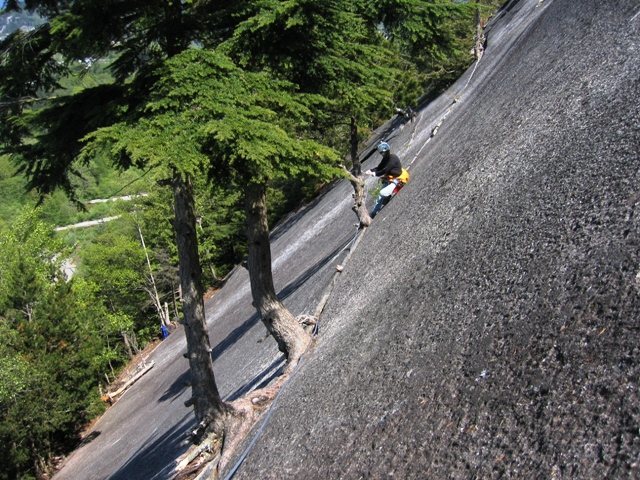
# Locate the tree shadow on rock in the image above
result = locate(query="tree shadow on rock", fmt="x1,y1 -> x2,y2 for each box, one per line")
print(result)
157,312 -> 263,405
159,231 -> 350,406
270,182 -> 338,242
224,355 -> 286,402
108,413 -> 194,480
211,312 -> 262,360
78,430 -> 101,448
277,232 -> 354,303
158,369 -> 191,404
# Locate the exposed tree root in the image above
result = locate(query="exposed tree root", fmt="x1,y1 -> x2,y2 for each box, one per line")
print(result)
174,432 -> 222,479
297,313 -> 318,334
173,350 -> 304,479
173,305 -> 323,480
216,375 -> 288,476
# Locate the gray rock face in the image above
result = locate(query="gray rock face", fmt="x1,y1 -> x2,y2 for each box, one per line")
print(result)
52,0 -> 640,479
232,0 -> 640,478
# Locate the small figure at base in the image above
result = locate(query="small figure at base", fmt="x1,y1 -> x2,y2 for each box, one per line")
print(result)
161,324 -> 169,339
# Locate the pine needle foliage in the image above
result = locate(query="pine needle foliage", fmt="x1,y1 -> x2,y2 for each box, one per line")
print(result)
363,0 -> 475,67
11,84 -> 126,200
82,49 -> 341,188
360,0 -> 482,96
0,212 -> 110,480
0,24 -> 66,147
223,0 -> 422,159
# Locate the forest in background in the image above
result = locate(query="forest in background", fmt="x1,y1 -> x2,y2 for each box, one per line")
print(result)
0,1 -> 502,478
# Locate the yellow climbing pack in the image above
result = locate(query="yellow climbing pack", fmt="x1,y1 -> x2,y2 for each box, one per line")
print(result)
388,168 -> 410,185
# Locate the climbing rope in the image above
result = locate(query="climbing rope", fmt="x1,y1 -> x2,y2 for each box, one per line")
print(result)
406,53 -> 484,168
222,220 -> 362,480
221,362 -> 299,480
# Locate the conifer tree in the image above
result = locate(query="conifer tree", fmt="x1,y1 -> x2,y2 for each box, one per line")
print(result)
223,0 -> 421,226
360,0 -> 477,95
0,212 -> 111,478
2,0 -> 338,455
0,0 -> 244,445
82,49 -> 340,370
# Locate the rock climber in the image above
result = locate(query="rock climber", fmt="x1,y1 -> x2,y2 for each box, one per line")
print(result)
365,141 -> 410,218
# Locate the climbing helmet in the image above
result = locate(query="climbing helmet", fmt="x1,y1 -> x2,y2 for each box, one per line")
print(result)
377,142 -> 390,153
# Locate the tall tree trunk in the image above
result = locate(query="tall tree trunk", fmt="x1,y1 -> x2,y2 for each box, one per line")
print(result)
348,116 -> 372,228
244,182 -> 311,366
164,302 -> 171,327
163,0 -> 185,57
122,332 -> 134,359
172,281 -> 180,320
138,223 -> 169,327
172,173 -> 228,433
350,116 -> 361,176
474,7 -> 485,61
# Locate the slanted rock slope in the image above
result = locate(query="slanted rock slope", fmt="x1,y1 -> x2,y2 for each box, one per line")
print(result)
231,0 -> 640,478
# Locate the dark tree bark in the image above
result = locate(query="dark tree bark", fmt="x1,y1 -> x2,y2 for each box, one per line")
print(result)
172,173 -> 228,434
244,182 -> 311,367
474,7 -> 485,61
350,116 -> 361,176
122,332 -> 134,359
348,116 -> 372,228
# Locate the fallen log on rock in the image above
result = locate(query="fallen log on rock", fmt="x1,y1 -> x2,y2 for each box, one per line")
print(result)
107,361 -> 155,403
